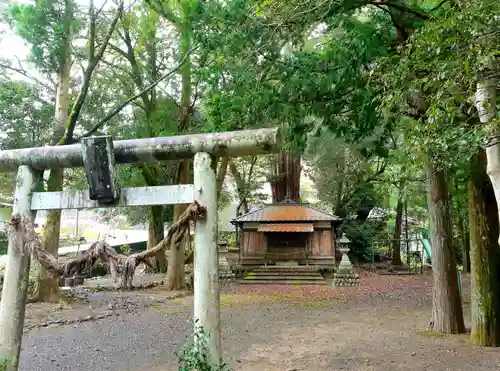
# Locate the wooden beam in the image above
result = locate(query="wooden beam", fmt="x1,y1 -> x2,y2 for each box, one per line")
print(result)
30,184 -> 195,210
0,128 -> 280,171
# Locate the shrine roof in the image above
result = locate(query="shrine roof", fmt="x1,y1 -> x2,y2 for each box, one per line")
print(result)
231,199 -> 342,224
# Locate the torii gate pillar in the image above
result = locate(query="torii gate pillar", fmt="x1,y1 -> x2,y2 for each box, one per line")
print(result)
193,152 -> 220,363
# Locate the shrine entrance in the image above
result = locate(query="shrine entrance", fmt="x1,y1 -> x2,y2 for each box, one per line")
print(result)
0,128 -> 279,371
265,232 -> 310,265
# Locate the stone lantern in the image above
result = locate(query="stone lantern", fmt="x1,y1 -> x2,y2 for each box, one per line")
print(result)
333,233 -> 360,287
337,234 -> 353,273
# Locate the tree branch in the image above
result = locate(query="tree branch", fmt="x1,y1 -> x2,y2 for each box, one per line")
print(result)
89,0 -> 97,60
0,62 -> 55,93
76,46 -> 198,140
216,157 -> 230,200
429,0 -> 449,12
94,3 -> 124,62
144,0 -> 181,26
372,1 -> 430,20
61,0 -> 124,144
108,43 -> 129,59
95,0 -> 109,17
120,22 -> 151,109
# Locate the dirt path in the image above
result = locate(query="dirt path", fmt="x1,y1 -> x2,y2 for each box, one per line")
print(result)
235,303 -> 498,371
19,273 -> 500,371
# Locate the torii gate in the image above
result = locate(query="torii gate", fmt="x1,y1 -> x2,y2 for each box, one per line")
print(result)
0,128 -> 280,371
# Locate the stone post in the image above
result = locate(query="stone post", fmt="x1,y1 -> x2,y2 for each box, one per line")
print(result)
218,241 -> 234,281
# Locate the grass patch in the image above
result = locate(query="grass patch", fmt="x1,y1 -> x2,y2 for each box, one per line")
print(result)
147,302 -> 165,312
418,329 -> 445,338
58,295 -> 76,309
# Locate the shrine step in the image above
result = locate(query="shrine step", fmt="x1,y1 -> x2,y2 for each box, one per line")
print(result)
238,279 -> 328,285
252,266 -> 319,274
246,271 -> 323,277
242,267 -> 327,285
244,275 -> 324,281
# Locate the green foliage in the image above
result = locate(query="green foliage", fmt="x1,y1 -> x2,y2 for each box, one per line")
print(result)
379,0 -> 500,169
217,188 -> 233,211
7,0 -> 79,73
0,79 -> 54,195
195,1 -> 396,150
177,324 -> 230,371
119,244 -> 132,256
0,240 -> 7,256
0,79 -> 53,149
218,231 -> 237,246
0,356 -> 10,371
344,218 -> 386,263
305,130 -> 385,217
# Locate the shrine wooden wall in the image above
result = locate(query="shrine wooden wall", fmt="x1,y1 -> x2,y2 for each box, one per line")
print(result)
239,230 -> 266,264
310,230 -> 333,256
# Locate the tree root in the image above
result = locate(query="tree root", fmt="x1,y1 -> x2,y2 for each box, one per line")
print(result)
11,201 -> 205,290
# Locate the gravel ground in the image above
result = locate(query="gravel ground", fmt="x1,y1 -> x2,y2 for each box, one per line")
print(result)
18,273 -> 500,371
20,299 -> 281,371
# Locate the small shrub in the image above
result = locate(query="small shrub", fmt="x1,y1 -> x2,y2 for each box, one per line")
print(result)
0,357 -> 9,371
319,267 -> 336,275
231,266 -> 249,279
177,323 -> 231,371
119,244 -> 132,256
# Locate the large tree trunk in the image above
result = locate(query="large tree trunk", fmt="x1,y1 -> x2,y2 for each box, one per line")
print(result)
270,152 -> 301,203
462,230 -> 471,274
163,5 -> 194,291
32,16 -> 72,301
139,164 -> 168,274
457,209 -> 471,273
476,73 -> 500,246
468,149 -> 500,346
333,146 -> 347,217
164,160 -> 190,290
229,158 -> 250,216
147,205 -> 167,272
32,170 -> 63,302
427,162 -> 465,334
391,182 -> 404,266
216,157 -> 229,200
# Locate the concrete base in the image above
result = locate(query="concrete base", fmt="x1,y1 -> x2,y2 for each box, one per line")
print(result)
333,271 -> 360,287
